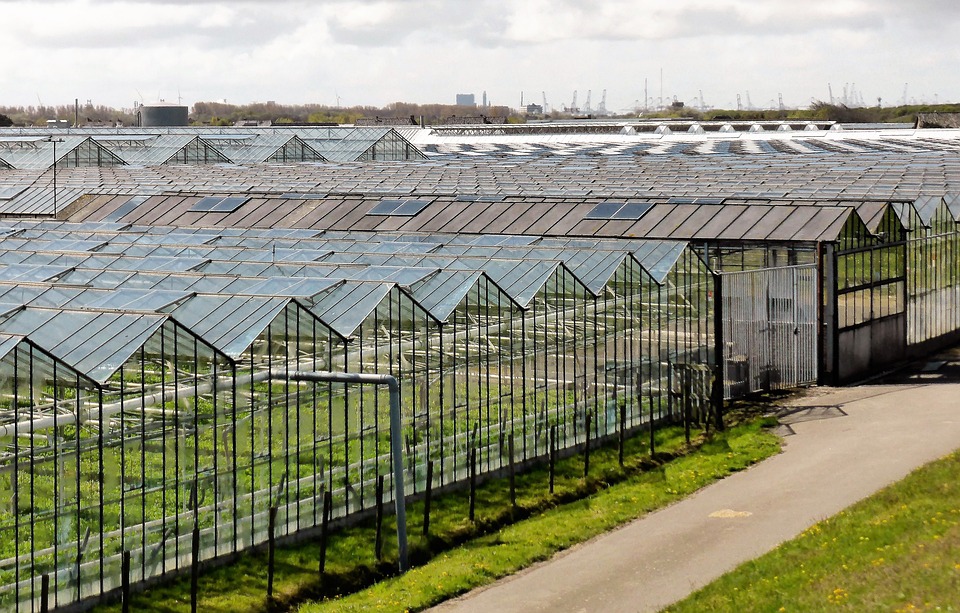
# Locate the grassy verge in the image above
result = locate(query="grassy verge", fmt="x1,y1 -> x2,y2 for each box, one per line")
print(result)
98,410 -> 781,613
666,450 -> 960,612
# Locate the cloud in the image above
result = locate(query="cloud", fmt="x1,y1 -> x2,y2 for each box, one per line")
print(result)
1,0 -> 958,110
7,1 -> 301,49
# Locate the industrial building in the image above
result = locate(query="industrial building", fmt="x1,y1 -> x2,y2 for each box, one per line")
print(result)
0,122 -> 958,610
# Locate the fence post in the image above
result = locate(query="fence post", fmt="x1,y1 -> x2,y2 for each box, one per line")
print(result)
683,367 -> 691,445
319,490 -> 332,575
639,372 -> 655,455
508,438 -> 516,510
191,525 -> 200,613
423,460 -> 434,537
618,403 -> 626,467
375,475 -> 385,561
549,426 -> 556,494
583,411 -> 591,478
121,550 -> 131,613
40,574 -> 50,613
468,448 -> 477,522
267,506 -> 277,599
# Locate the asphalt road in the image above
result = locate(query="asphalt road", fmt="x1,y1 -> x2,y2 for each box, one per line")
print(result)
430,349 -> 960,613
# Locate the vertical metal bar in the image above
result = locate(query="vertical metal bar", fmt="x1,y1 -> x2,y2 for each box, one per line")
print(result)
549,425 -> 556,494
422,460 -> 433,537
121,551 -> 131,613
831,244 -> 841,385
508,438 -> 516,510
231,363 -> 239,555
375,475 -> 384,561
51,362 -> 60,612
484,279 -> 491,473
12,346 -> 18,610
683,368 -> 691,445
294,310 -> 301,531
468,448 -> 477,522
386,376 -> 409,572
167,341 -> 175,570
521,314 -> 528,461
592,290 -> 599,456
40,574 -> 49,613
190,525 -> 200,613
438,325 -> 446,486
583,412 -> 591,478
712,272 -> 725,431
267,506 -> 277,598
319,490 -> 331,575
618,403 -> 626,467
267,325 -> 275,518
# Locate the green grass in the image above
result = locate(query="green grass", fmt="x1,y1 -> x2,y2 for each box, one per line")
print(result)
97,409 -> 780,613
666,450 -> 960,613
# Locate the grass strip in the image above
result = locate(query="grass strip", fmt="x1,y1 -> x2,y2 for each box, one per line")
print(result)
97,411 -> 781,613
299,416 -> 780,612
666,450 -> 960,612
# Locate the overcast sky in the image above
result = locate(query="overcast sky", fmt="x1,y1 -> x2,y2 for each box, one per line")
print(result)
3,0 -> 959,113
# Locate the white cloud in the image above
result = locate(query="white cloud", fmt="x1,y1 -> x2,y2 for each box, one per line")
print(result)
0,0 -> 957,111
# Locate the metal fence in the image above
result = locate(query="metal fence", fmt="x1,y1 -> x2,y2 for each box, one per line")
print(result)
721,266 -> 819,398
907,215 -> 960,346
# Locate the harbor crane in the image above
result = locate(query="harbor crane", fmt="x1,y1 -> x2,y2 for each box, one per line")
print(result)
596,89 -> 608,115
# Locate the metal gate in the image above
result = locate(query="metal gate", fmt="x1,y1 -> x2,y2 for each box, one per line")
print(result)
721,265 -> 818,398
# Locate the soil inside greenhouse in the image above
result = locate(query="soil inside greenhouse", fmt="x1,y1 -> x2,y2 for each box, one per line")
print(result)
429,347 -> 960,613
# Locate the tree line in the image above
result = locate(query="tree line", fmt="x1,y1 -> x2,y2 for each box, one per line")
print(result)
0,100 -> 953,128
0,101 -> 520,127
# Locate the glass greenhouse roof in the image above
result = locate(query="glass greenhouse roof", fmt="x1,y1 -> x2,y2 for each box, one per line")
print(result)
162,294 -> 303,358
308,281 -> 395,336
0,306 -> 169,382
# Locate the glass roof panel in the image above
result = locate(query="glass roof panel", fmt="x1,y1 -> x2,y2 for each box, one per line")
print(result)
190,196 -> 250,213
585,202 -> 621,219
0,308 -> 166,382
163,294 -> 289,357
309,281 -> 393,336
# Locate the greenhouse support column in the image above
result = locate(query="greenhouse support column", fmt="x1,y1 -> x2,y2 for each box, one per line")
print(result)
819,242 -> 840,386
270,370 -> 409,573
711,272 -> 725,431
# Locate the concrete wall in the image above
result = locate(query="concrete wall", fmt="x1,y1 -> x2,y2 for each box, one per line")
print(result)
838,314 -> 907,382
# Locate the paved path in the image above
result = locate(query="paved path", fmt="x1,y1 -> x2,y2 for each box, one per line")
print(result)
430,354 -> 960,613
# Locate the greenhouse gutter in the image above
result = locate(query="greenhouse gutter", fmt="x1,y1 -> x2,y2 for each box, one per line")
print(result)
269,369 -> 409,573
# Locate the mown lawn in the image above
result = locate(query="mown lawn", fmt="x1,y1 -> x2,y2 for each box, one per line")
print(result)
666,450 -> 960,613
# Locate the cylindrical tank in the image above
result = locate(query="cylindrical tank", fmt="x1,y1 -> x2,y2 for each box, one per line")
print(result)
138,102 -> 189,127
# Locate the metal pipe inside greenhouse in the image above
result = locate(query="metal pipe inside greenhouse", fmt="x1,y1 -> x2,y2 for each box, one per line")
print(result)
269,369 -> 410,573
0,365 -> 283,439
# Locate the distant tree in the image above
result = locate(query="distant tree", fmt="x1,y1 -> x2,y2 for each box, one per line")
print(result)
0,113 -> 12,127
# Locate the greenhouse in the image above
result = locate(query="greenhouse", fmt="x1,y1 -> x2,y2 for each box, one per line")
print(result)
0,127 -> 425,170
1,125 -> 960,609
0,220 -> 715,610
